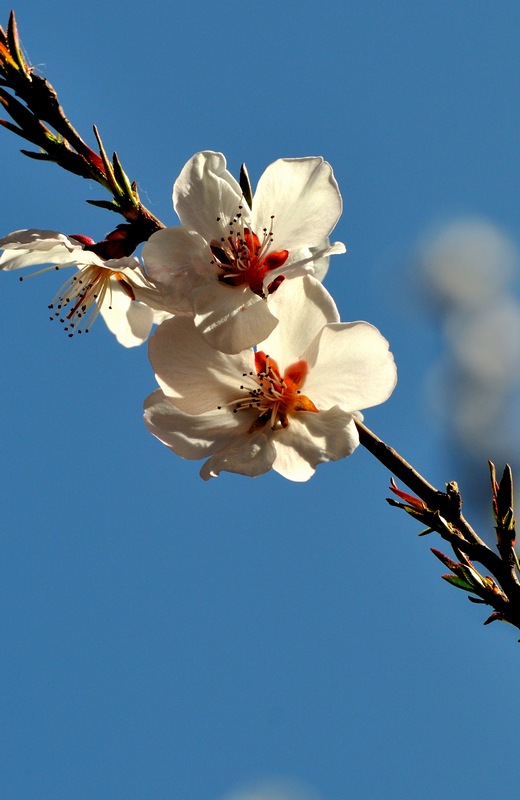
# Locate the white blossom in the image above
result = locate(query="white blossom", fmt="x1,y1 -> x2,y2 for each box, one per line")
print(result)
0,229 -> 171,346
144,277 -> 396,481
143,151 -> 345,353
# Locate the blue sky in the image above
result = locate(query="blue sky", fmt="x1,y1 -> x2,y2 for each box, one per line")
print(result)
2,2 -> 520,798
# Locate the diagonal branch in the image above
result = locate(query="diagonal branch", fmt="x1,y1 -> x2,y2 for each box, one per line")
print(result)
0,11 -> 165,256
355,418 -> 520,632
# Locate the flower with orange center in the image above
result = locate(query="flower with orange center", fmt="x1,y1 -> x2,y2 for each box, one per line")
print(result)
144,276 -> 397,481
0,229 -> 171,346
143,151 -> 346,354
245,352 -> 318,430
210,226 -> 288,296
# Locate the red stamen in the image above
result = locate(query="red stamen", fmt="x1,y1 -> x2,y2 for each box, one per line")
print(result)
213,224 -> 289,297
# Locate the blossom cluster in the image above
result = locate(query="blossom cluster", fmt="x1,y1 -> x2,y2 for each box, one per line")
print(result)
0,151 -> 397,480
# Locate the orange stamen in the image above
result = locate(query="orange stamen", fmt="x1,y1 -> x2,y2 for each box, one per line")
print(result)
253,352 -> 318,428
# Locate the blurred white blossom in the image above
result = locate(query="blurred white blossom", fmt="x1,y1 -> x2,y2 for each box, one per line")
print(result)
417,217 -> 520,490
420,218 -> 516,309
219,776 -> 322,800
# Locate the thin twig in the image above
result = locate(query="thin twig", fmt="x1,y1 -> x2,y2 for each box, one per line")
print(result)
356,418 -> 520,630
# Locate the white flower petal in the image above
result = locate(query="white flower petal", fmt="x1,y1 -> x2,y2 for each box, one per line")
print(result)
0,229 -> 99,270
142,226 -> 211,315
173,151 -> 246,242
200,430 -> 276,480
144,389 -> 275,479
148,315 -> 254,413
252,157 -> 343,252
192,281 -> 278,353
0,229 -> 148,272
303,322 -> 397,410
286,240 -> 347,282
97,255 -> 143,271
259,276 -> 339,369
100,282 -> 155,347
144,389 -> 250,459
271,408 -> 359,481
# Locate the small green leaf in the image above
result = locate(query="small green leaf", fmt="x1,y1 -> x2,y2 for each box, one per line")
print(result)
112,150 -> 137,206
86,198 -> 123,213
20,149 -> 55,161
7,11 -> 26,74
442,574 -> 474,592
93,125 -> 118,195
459,564 -> 484,589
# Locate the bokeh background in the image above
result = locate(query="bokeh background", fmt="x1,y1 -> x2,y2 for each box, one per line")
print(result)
2,2 -> 520,798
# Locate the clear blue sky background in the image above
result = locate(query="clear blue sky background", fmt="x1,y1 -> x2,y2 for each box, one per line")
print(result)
1,2 -> 520,798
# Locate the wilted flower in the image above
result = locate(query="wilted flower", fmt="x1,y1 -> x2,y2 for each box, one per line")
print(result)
0,229 -> 170,346
142,151 -> 345,353
144,276 -> 396,481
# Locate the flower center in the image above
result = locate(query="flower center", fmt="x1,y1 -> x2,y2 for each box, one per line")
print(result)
48,266 -> 135,336
219,351 -> 318,430
210,210 -> 289,298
